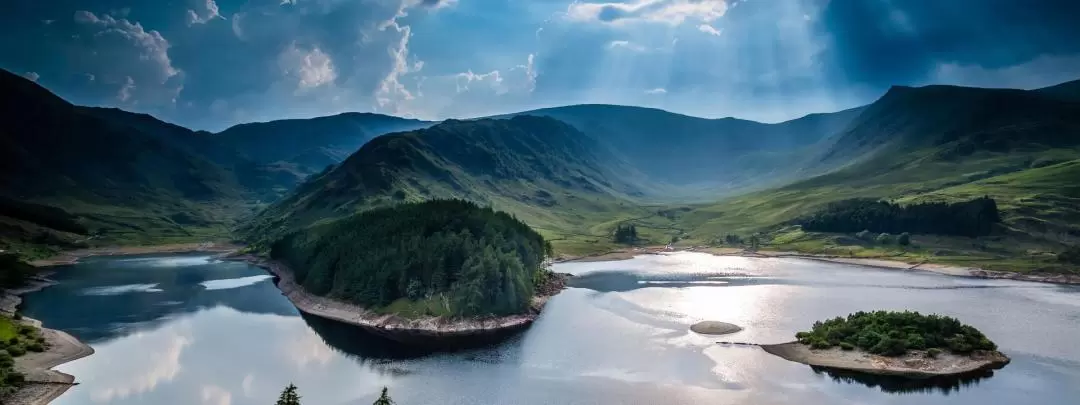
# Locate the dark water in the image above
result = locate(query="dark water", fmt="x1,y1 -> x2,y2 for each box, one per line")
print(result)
19,253 -> 1080,404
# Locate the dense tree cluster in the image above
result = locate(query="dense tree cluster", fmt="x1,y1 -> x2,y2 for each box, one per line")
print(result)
796,311 -> 997,356
799,197 -> 1001,237
613,224 -> 638,244
1059,246 -> 1080,264
270,200 -> 552,317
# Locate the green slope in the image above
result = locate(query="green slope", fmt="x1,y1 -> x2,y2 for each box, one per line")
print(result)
0,69 -> 250,255
508,104 -> 864,194
676,81 -> 1080,272
242,116 -> 683,254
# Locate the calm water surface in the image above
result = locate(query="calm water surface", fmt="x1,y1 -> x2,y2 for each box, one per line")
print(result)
20,252 -> 1080,404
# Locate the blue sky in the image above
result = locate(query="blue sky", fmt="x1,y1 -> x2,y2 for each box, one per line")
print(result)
3,0 -> 1080,131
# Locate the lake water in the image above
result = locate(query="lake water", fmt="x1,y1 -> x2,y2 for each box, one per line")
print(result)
19,252 -> 1080,405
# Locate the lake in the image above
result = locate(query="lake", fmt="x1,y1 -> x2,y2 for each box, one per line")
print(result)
19,252 -> 1080,404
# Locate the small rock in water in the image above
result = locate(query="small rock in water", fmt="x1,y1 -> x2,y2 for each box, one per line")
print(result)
690,321 -> 742,335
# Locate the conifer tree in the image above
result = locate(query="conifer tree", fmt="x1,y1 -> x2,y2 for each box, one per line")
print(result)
373,387 -> 395,405
276,384 -> 301,405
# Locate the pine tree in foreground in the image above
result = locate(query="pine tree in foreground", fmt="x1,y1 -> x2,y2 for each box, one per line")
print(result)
373,387 -> 395,405
276,383 -> 301,405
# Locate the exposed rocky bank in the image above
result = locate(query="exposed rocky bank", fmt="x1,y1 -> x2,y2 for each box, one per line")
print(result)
233,255 -> 570,346
761,342 -> 1010,378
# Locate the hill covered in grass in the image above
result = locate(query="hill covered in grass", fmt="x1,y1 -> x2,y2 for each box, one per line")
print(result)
675,79 -> 1080,273
270,200 -> 552,317
243,115 -> 672,253
215,112 -> 431,180
507,104 -> 864,193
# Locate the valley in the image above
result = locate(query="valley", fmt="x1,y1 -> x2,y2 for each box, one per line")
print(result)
1,68 -> 1078,275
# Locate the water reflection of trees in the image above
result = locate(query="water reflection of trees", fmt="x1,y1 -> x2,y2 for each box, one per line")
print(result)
810,365 -> 994,394
299,313 -> 524,362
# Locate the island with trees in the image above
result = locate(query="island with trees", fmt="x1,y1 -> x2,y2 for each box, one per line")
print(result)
762,311 -> 1010,378
251,199 -> 568,345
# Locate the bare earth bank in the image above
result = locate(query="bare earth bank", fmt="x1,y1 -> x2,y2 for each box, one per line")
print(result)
761,342 -> 1010,378
232,255 -> 570,345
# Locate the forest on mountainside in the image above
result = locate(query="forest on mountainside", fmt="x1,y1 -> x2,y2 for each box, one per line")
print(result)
270,200 -> 553,317
798,197 -> 1001,237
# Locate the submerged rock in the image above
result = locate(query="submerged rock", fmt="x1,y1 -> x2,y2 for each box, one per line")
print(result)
690,321 -> 743,335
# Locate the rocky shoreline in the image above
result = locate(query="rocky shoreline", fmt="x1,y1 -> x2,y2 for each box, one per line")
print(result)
231,254 -> 570,346
1,277 -> 95,405
761,342 -> 1010,378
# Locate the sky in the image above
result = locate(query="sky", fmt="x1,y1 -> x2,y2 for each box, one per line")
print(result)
3,0 -> 1080,131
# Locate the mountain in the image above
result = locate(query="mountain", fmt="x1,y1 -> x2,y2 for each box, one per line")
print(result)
0,69 -> 251,253
242,115 -> 658,248
215,113 -> 432,175
815,84 -> 1080,168
506,104 -> 864,191
79,107 -> 304,199
679,80 -> 1080,272
1036,78 -> 1080,102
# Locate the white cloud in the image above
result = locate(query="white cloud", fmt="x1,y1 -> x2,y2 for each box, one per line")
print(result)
22,71 -> 40,82
608,40 -> 648,52
698,24 -> 721,36
200,385 -> 232,405
930,54 -> 1080,90
644,87 -> 667,94
278,43 -> 337,91
567,0 -> 729,26
117,76 -> 135,102
455,70 -> 504,93
73,10 -> 180,84
513,53 -> 537,92
187,0 -> 224,25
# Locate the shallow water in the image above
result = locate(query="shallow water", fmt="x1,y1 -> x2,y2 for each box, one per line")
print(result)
19,252 -> 1080,404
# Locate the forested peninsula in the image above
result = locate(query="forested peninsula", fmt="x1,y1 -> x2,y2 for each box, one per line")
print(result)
261,200 -> 566,342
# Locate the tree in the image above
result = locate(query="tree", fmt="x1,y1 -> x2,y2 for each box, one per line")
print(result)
875,233 -> 893,245
897,232 -> 911,246
373,387 -> 395,405
748,235 -> 761,251
276,384 -> 301,405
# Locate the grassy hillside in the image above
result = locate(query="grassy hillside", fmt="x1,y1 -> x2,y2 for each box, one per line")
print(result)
242,116 -> 690,255
673,81 -> 1080,272
215,112 -> 431,177
507,104 -> 864,194
0,69 -> 249,257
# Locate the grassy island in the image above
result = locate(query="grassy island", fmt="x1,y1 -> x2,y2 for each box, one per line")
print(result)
795,311 -> 997,356
270,200 -> 555,318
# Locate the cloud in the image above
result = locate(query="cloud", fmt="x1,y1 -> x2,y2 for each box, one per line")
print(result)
566,0 -> 729,25
930,54 -> 1080,90
697,24 -> 721,36
200,385 -> 232,405
22,71 -> 39,82
187,0 -> 224,25
278,43 -> 337,91
644,87 -> 667,94
117,76 -> 135,102
72,10 -> 182,106
455,70 -> 504,93
608,40 -> 648,52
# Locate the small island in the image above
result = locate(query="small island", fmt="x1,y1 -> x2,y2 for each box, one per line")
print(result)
259,199 -> 567,345
762,311 -> 1010,378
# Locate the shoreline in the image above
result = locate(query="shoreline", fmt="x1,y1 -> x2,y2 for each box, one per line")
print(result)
760,342 -> 1010,378
232,254 -> 569,345
1,278 -> 94,405
2,242 -> 240,405
29,242 -> 243,267
558,247 -> 1080,285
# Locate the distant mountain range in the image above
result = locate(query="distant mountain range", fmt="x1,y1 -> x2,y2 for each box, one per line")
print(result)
2,67 -> 1079,262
